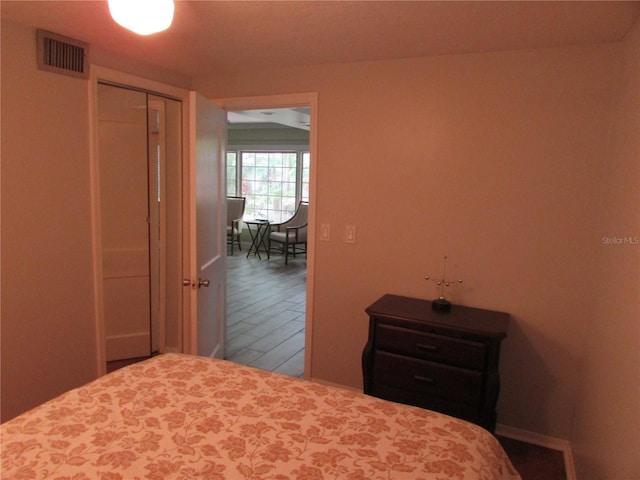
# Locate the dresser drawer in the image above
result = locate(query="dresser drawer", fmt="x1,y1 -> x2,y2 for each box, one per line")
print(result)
375,323 -> 486,370
372,351 -> 482,406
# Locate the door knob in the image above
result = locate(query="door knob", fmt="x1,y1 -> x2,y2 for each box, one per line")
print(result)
182,278 -> 192,287
198,278 -> 210,288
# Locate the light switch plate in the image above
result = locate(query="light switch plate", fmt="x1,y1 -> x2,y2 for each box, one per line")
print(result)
346,225 -> 356,243
320,224 -> 330,241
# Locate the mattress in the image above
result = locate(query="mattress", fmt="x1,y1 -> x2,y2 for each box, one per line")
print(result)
1,353 -> 521,479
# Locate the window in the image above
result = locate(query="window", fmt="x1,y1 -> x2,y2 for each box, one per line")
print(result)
301,152 -> 310,203
226,150 -> 310,222
226,151 -> 237,196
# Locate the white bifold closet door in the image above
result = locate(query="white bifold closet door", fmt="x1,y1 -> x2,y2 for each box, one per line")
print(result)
97,83 -> 182,361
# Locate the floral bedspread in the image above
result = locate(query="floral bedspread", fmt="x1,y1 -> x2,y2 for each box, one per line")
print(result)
1,353 -> 520,479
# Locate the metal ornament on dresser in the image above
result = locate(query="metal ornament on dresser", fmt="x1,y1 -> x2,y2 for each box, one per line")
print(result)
425,255 -> 463,312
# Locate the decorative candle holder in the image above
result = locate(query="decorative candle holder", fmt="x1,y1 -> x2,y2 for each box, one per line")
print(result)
425,256 -> 463,313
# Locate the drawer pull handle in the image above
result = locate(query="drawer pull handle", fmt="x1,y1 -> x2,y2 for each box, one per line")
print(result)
417,344 -> 439,352
414,375 -> 435,385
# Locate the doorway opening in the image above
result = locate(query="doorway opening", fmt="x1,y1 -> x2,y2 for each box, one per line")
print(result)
218,94 -> 317,380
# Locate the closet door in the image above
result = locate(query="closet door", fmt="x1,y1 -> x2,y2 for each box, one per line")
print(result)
147,94 -> 183,354
98,84 -> 151,361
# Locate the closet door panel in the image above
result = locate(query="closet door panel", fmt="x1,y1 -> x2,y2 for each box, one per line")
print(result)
98,84 -> 151,361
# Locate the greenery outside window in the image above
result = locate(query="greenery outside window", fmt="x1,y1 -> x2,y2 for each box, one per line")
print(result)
226,150 -> 310,222
301,152 -> 310,203
226,151 -> 237,196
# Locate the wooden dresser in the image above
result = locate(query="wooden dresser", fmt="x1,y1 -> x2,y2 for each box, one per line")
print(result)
362,294 -> 510,432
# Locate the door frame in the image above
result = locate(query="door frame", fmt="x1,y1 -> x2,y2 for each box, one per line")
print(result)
214,93 -> 318,380
89,66 -> 193,375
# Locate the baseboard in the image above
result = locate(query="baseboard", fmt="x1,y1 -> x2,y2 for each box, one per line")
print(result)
309,377 -> 362,393
496,424 -> 577,480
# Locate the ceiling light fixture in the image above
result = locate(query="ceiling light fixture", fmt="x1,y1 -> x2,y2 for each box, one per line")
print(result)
108,0 -> 175,35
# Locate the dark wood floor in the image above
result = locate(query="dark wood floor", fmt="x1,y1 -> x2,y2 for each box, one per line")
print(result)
226,247 -> 306,377
498,436 -> 567,480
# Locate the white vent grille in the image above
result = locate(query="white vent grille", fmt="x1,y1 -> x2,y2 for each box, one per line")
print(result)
37,30 -> 89,79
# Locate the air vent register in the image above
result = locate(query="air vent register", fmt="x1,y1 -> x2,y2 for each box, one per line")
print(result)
37,30 -> 89,79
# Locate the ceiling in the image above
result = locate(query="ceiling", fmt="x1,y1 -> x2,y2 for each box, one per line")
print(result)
227,108 -> 311,130
2,1 -> 640,78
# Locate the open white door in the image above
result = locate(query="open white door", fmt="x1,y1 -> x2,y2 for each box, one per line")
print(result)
187,92 -> 227,358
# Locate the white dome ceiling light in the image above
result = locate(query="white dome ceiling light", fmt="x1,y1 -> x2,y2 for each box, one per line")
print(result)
108,0 -> 175,36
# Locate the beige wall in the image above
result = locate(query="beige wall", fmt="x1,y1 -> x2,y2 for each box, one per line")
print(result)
195,41 -> 628,443
1,20 -> 98,420
571,19 -> 640,480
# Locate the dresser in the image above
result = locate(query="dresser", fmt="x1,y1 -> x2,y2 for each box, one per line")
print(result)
362,294 -> 510,432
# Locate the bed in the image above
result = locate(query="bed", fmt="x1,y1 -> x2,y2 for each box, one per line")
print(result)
1,353 -> 521,479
